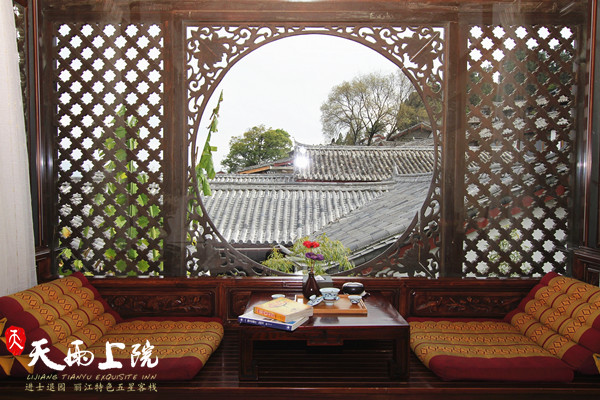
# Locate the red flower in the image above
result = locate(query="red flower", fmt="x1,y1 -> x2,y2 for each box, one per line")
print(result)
303,240 -> 320,249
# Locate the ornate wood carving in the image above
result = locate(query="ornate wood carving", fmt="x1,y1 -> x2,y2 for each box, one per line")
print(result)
91,276 -> 538,323
410,290 -> 523,317
228,290 -> 252,321
185,24 -> 444,278
573,247 -> 600,286
103,293 -> 214,318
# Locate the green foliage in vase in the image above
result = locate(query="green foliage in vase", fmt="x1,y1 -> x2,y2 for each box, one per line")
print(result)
262,233 -> 354,275
261,248 -> 295,274
56,244 -> 88,276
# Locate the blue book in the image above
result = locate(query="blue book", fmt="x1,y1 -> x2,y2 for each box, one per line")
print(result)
238,310 -> 308,331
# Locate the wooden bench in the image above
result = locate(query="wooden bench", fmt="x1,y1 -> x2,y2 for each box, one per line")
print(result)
0,273 -> 224,380
409,272 -> 600,381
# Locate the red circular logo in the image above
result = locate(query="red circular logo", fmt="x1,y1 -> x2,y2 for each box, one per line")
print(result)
6,326 -> 26,356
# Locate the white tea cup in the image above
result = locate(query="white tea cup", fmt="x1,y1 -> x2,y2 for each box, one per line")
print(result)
320,287 -> 340,303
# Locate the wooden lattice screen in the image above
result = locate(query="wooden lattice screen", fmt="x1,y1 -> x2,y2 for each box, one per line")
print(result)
463,24 -> 578,277
50,19 -> 582,278
54,23 -> 165,276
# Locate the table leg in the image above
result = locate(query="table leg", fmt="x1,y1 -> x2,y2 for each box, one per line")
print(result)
389,335 -> 409,380
239,331 -> 258,380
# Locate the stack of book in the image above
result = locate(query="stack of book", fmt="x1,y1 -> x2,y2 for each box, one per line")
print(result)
238,297 -> 313,331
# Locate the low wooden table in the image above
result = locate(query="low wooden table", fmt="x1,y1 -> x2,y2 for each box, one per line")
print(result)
238,292 -> 410,381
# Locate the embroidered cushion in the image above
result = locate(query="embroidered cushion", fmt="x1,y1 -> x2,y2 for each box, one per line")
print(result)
410,319 -> 574,382
409,272 -> 600,381
0,273 -> 224,380
0,273 -> 121,353
504,272 -> 600,374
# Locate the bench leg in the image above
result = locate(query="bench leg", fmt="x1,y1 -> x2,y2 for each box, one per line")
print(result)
239,331 -> 258,380
389,336 -> 409,380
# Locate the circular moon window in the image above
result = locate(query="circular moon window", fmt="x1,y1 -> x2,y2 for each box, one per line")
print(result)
193,33 -> 437,276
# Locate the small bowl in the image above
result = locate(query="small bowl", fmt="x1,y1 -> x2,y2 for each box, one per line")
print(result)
348,295 -> 362,304
320,287 -> 340,300
342,282 -> 364,295
271,294 -> 285,299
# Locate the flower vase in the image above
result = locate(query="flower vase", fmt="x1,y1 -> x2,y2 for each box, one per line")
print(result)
302,270 -> 320,299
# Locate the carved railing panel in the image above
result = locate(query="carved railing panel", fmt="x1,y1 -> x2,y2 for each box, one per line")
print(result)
103,293 -> 214,318
462,24 -> 579,277
229,290 -> 252,318
90,276 -> 538,323
573,247 -> 600,286
185,25 -> 445,277
410,290 -> 523,318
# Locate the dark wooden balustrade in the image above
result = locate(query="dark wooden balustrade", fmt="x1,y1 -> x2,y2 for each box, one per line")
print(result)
89,275 -> 538,324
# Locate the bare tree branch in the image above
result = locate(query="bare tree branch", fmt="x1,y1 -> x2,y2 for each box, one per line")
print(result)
320,71 -> 425,145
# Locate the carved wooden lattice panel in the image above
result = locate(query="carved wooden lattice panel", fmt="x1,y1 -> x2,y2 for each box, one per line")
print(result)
54,23 -> 165,276
185,25 -> 444,277
463,25 -> 578,277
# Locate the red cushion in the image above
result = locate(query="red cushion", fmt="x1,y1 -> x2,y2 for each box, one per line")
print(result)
427,354 -> 574,382
409,319 -> 574,382
0,275 -> 224,380
0,272 -> 121,354
409,272 -> 600,381
505,272 -> 600,374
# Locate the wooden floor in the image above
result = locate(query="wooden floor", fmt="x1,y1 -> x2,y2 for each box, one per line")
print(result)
1,329 -> 599,399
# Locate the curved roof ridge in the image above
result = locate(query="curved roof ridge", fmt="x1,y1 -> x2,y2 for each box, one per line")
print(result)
296,143 -> 434,151
207,178 -> 398,192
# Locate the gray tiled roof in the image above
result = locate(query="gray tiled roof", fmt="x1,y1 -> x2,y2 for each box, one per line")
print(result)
315,174 -> 432,252
203,172 -> 433,250
236,156 -> 293,174
203,144 -> 436,256
294,144 -> 435,182
203,175 -> 393,245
